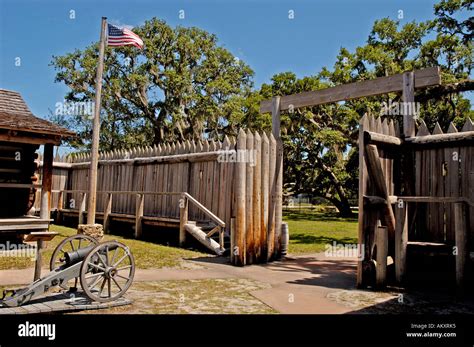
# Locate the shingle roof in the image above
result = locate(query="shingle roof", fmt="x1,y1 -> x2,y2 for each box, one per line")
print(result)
0,89 -> 75,137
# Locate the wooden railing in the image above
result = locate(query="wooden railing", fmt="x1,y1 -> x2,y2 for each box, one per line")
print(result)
179,192 -> 225,251
44,188 -> 226,252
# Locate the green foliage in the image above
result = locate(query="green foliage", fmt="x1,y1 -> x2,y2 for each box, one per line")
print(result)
250,0 -> 472,216
51,18 -> 254,151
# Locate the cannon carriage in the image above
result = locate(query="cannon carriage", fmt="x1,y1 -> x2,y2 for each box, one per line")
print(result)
0,235 -> 135,307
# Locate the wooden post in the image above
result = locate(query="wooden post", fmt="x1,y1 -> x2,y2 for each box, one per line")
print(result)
135,193 -> 144,239
55,191 -> 63,224
179,193 -> 188,246
375,226 -> 388,288
395,199 -> 408,284
40,143 -> 54,220
234,129 -> 247,266
245,130 -> 254,264
253,132 -> 262,261
364,144 -> 396,240
454,202 -> 469,295
402,71 -> 415,138
78,192 -> 87,225
86,17 -> 107,225
272,97 -> 283,259
267,134 -> 276,260
357,115 -> 369,287
33,239 -> 43,281
103,193 -> 112,233
261,133 -> 270,261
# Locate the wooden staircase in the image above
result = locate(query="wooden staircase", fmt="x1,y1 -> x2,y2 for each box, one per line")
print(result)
180,193 -> 228,256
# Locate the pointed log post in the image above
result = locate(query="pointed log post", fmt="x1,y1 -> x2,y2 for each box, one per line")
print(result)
261,133 -> 270,262
234,129 -> 247,266
272,96 -> 283,259
245,130 -> 254,264
253,132 -> 262,261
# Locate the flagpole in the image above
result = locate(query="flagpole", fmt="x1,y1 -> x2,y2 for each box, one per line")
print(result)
86,16 -> 107,225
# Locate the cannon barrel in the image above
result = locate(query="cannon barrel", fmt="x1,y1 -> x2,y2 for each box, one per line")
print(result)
64,243 -> 120,266
64,245 -> 95,265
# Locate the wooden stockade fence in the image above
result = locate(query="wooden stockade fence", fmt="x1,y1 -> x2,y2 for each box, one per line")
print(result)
35,131 -> 283,265
359,114 -> 474,291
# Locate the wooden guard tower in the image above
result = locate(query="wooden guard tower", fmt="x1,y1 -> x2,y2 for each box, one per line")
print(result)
0,89 -> 74,236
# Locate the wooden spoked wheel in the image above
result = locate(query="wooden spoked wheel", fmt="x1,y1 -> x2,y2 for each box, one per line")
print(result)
80,241 -> 135,303
50,234 -> 99,289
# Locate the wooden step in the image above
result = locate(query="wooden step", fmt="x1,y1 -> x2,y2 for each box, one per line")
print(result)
184,223 -> 225,256
407,241 -> 453,256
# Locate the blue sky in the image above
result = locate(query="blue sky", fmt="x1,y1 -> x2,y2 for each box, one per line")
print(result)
0,0 -> 448,120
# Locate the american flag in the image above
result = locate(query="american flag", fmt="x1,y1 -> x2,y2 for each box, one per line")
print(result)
107,24 -> 144,49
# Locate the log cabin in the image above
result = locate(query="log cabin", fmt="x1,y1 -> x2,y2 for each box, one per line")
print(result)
0,89 -> 74,237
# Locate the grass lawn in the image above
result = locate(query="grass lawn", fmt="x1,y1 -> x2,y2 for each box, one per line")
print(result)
284,209 -> 358,254
0,224 -> 208,270
0,208 -> 357,270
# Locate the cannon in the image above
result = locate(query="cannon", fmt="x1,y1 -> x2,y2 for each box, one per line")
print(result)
0,235 -> 135,307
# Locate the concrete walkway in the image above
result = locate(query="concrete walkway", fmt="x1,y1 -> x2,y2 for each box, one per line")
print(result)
0,253 -> 362,314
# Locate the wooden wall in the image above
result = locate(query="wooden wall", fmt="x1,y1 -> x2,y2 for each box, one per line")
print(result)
358,114 -> 474,288
413,119 -> 474,245
36,131 -> 281,265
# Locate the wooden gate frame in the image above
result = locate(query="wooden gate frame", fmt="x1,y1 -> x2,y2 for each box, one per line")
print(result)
260,66 -> 444,281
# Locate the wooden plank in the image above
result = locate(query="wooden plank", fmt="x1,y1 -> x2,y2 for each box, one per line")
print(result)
375,226 -> 388,288
402,71 -> 415,137
260,67 -> 441,112
103,193 -> 112,233
395,199 -> 408,283
406,130 -> 474,144
444,123 -> 459,244
431,123 -> 444,242
78,192 -> 87,225
460,119 -> 474,248
184,223 -> 224,256
364,144 -> 396,241
454,202 -> 469,295
364,131 -> 403,147
134,194 -> 144,239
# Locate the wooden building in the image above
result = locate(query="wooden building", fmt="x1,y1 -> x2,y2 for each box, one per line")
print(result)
0,89 -> 74,236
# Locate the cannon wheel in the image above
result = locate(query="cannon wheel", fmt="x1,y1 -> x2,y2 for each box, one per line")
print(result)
50,234 -> 99,290
80,241 -> 135,303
